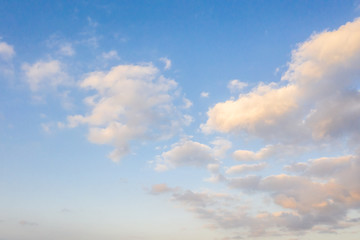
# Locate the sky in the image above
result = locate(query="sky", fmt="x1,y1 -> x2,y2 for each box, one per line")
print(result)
1,0 -> 360,239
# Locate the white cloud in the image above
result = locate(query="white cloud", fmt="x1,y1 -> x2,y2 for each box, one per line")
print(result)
67,63 -> 190,162
202,18 -> 360,142
102,50 -> 120,60
22,60 -> 68,91
156,139 -> 217,170
226,162 -> 267,175
227,79 -> 248,93
0,41 -> 15,60
160,57 -> 171,70
200,91 -> 209,98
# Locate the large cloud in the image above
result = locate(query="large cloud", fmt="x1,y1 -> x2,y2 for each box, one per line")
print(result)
68,63 -> 191,161
203,18 -> 360,142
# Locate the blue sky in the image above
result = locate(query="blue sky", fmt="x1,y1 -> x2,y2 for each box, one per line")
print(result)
1,1 -> 360,239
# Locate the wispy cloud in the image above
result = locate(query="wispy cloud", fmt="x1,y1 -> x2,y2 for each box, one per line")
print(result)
159,57 -> 171,70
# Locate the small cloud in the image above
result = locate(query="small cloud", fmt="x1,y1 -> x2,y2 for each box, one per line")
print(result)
0,41 -> 15,61
41,122 -> 52,133
102,50 -> 120,60
61,208 -> 72,213
87,17 -> 99,28
22,59 -> 69,91
182,97 -> 193,109
274,67 -> 280,75
59,43 -> 75,56
19,220 -> 38,227
201,91 -> 209,98
149,183 -> 175,195
227,79 -> 248,93
160,57 -> 171,70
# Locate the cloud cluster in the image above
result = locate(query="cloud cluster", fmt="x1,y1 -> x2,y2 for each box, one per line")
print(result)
152,153 -> 360,236
68,63 -> 191,161
228,154 -> 360,230
151,18 -> 360,237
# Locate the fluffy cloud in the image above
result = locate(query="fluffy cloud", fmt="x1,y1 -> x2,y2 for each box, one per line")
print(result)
68,63 -> 190,161
203,18 -> 360,142
22,60 -> 68,91
155,139 -> 217,171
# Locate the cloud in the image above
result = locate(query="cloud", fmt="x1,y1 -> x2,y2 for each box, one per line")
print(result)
226,162 -> 267,175
202,18 -> 360,142
22,60 -> 69,91
200,91 -> 209,98
19,220 -> 38,227
150,19 -> 360,237
149,183 -> 175,195
232,144 -> 308,162
159,57 -> 171,70
67,63 -> 190,161
227,154 -> 360,231
0,40 -> 15,76
227,79 -> 248,93
102,50 -> 120,60
182,97 -> 193,109
211,138 -> 232,158
59,43 -> 75,56
156,139 -> 217,170
0,41 -> 15,60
